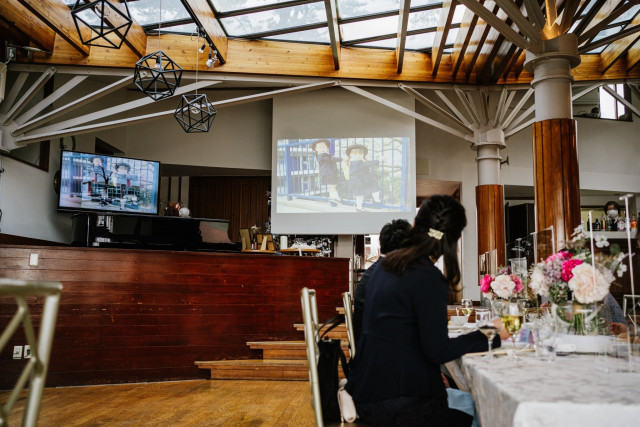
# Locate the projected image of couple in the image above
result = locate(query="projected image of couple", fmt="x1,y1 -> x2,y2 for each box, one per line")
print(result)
275,137 -> 410,214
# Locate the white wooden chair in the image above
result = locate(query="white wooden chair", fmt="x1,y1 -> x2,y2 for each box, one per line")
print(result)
342,292 -> 356,360
301,287 -> 324,427
0,278 -> 63,427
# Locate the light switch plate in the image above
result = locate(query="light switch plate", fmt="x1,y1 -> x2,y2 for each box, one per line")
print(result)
24,345 -> 31,359
13,346 -> 22,359
29,253 -> 38,266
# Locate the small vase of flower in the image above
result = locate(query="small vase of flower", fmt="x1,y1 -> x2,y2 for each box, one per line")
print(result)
529,226 -> 627,337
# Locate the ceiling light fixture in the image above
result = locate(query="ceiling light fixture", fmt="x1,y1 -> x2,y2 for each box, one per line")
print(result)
174,28 -> 216,133
71,0 -> 132,49
133,0 -> 182,100
205,48 -> 218,68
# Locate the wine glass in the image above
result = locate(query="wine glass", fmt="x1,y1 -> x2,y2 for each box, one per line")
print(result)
501,301 -> 524,361
475,309 -> 498,359
460,298 -> 473,324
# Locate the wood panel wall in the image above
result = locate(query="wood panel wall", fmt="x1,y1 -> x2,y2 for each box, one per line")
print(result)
189,176 -> 271,243
0,245 -> 349,388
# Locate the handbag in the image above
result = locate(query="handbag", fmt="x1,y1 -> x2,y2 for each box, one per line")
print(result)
316,315 -> 358,423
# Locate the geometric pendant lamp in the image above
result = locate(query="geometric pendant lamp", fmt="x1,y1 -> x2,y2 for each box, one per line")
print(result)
132,0 -> 181,101
71,0 -> 133,49
134,50 -> 183,101
174,93 -> 217,133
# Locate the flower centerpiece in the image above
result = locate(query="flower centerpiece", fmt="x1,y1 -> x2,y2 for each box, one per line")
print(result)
528,226 -> 627,335
480,265 -> 525,301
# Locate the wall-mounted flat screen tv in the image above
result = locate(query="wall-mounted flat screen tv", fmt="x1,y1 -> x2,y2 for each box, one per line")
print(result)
58,150 -> 161,215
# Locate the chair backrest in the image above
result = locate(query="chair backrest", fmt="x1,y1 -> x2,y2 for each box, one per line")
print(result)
300,287 -> 324,427
342,291 -> 356,359
0,278 -> 63,427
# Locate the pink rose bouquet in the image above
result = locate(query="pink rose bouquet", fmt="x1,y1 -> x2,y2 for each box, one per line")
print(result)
480,265 -> 524,300
528,226 -> 627,304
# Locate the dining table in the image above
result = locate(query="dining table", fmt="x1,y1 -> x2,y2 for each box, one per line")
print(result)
460,349 -> 640,427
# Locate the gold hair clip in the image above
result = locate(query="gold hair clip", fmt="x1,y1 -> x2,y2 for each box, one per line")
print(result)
428,228 -> 443,240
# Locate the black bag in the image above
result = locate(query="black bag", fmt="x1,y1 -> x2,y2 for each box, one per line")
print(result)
316,314 -> 350,423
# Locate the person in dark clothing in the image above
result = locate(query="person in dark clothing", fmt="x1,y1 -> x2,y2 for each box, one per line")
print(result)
311,139 -> 341,203
344,144 -> 381,211
345,195 -> 508,427
353,218 -> 412,346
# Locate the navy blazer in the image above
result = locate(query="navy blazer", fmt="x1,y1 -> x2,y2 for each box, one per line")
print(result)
346,257 -> 499,403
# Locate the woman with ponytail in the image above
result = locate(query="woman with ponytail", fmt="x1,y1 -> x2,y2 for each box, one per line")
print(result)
345,195 -> 508,427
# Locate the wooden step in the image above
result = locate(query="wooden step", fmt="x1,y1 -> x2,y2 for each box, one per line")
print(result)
247,340 -> 350,360
196,359 -> 310,381
293,323 -> 348,339
195,358 -> 348,381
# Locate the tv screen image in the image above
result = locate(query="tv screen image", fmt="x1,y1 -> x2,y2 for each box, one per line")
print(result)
275,137 -> 411,214
58,151 -> 160,215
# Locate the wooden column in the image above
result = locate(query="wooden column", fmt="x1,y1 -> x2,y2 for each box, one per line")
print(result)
476,184 -> 506,270
532,118 -> 581,252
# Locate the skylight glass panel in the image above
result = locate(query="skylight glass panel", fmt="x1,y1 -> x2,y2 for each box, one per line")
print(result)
149,23 -> 198,35
341,15 -> 398,42
611,5 -> 640,25
592,26 -> 623,42
354,38 -> 398,49
405,32 -> 436,50
337,0 -> 402,19
584,45 -> 605,54
220,3 -> 327,36
264,27 -> 330,43
452,5 -> 466,24
579,0 -> 598,18
212,0 -> 299,14
408,9 -> 440,31
411,0 -> 444,7
446,27 -> 459,44
128,0 -> 191,26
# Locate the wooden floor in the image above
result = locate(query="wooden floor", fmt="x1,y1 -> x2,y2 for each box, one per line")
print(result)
1,379 -> 319,426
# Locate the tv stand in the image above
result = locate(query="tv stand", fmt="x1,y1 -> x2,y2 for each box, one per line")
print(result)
71,213 -> 237,251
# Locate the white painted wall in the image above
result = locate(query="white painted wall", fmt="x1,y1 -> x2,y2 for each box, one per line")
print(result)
0,78 -> 638,304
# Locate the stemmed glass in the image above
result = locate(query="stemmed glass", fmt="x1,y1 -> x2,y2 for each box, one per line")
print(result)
460,298 -> 473,324
501,301 -> 524,361
476,309 -> 498,359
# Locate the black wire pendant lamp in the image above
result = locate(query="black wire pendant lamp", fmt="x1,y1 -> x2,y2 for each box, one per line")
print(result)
71,0 -> 133,49
174,28 -> 216,133
174,93 -> 217,133
133,0 -> 182,100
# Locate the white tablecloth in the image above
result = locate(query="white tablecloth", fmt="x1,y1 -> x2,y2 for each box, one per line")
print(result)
461,351 -> 640,427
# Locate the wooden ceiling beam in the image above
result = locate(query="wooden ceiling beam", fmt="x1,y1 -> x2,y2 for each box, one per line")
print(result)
523,0 -> 545,30
432,0 -> 457,77
559,0 -> 581,34
463,3 -> 499,81
576,0 -> 623,37
180,0 -> 228,64
396,0 -> 410,74
572,0 -> 606,36
17,0 -> 90,55
451,7 -> 479,79
325,0 -> 341,70
580,24 -> 640,55
492,43 -> 519,82
1,1 -> 56,52
102,0 -> 147,57
15,33 -> 640,84
601,16 -> 640,73
495,0 -> 541,42
458,0 -> 529,49
628,45 -> 640,71
578,1 -> 640,46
